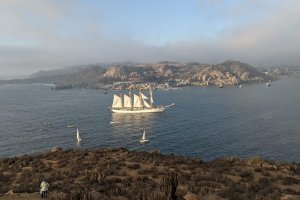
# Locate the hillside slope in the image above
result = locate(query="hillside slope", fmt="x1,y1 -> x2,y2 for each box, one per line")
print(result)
0,148 -> 299,200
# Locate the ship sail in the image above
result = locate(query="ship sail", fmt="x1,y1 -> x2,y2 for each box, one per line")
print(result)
149,87 -> 154,105
112,94 -> 123,108
77,128 -> 81,142
141,93 -> 149,100
142,130 -> 146,140
143,100 -> 151,108
150,95 -> 154,104
123,94 -> 132,108
133,94 -> 143,108
141,93 -> 151,108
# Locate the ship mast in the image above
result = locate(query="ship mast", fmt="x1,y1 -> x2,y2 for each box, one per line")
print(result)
139,89 -> 144,110
120,93 -> 123,108
129,85 -> 133,110
149,84 -> 154,108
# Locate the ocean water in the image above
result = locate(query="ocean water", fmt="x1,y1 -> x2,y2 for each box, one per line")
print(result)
0,76 -> 299,162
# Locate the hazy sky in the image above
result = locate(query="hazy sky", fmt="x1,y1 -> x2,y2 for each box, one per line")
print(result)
1,0 -> 300,76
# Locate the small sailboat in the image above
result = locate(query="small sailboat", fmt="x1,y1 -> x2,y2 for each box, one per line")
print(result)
239,84 -> 243,88
67,124 -> 75,128
266,82 -> 271,86
140,130 -> 149,143
76,128 -> 81,142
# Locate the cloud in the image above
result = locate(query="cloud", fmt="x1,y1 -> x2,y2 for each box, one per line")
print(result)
0,0 -> 300,76
220,0 -> 300,65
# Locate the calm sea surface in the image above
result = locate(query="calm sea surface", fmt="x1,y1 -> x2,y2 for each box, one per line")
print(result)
0,76 -> 299,162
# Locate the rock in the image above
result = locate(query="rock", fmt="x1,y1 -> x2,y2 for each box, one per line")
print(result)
5,190 -> 14,194
272,165 -> 278,170
231,76 -> 239,84
165,69 -> 173,77
51,146 -> 62,153
246,156 -> 264,166
282,167 -> 290,174
184,191 -> 199,200
149,149 -> 160,155
241,72 -> 250,80
281,194 -> 300,200
224,156 -> 241,164
129,72 -> 140,78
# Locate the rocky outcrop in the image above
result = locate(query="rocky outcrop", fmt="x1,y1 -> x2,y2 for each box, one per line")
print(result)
100,60 -> 268,86
183,191 -> 199,200
102,65 -> 129,80
184,60 -> 267,86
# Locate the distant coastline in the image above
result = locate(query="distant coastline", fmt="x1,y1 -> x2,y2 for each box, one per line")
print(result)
1,60 -> 300,91
0,60 -> 277,91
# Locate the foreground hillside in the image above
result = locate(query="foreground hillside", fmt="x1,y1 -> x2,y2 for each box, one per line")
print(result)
0,148 -> 299,200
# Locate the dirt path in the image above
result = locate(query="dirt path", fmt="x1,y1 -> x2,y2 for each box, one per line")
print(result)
0,193 -> 41,200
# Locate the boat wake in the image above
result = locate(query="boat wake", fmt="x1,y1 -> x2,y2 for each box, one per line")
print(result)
165,103 -> 175,108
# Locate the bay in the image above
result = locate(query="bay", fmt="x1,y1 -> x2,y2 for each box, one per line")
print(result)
0,76 -> 299,162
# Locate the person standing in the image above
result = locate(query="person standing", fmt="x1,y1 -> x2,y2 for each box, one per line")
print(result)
40,179 -> 49,200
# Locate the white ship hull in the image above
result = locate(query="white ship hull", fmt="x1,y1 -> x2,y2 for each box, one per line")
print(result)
111,107 -> 165,113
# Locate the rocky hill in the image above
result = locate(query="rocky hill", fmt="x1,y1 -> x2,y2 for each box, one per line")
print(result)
86,60 -> 269,86
4,60 -> 271,89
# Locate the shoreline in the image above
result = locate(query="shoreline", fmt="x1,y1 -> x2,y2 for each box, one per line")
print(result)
0,79 -> 276,91
0,147 -> 299,200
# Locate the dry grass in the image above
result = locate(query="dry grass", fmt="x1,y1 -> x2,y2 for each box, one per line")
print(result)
0,148 -> 299,200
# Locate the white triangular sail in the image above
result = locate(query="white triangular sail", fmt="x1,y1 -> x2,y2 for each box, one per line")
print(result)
142,130 -> 146,140
112,94 -> 123,108
141,93 -> 149,100
77,128 -> 81,142
123,94 -> 132,108
140,130 -> 149,143
142,99 -> 151,108
133,94 -> 143,108
140,93 -> 151,108
150,96 -> 154,104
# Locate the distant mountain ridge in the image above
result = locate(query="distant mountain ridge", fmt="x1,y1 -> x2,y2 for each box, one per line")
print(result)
6,60 -> 271,88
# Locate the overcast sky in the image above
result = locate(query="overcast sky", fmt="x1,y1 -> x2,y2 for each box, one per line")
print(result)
1,0 -> 300,76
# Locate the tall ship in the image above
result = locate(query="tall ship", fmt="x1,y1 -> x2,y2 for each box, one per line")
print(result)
111,86 -> 173,113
